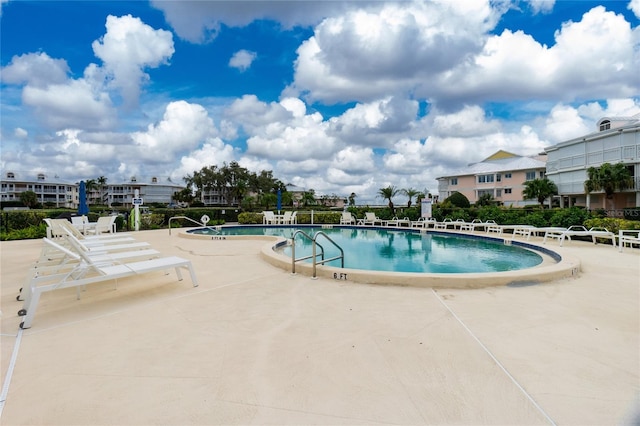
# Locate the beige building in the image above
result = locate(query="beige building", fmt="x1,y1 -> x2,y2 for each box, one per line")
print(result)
545,115 -> 640,210
436,151 -> 547,207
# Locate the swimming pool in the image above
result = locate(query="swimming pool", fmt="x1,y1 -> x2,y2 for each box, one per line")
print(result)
182,225 -> 578,288
187,225 -> 545,273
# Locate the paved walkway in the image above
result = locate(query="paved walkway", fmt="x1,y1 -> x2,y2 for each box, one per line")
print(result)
1,229 -> 638,425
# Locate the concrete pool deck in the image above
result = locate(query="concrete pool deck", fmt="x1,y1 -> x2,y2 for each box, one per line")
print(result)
1,228 -> 638,425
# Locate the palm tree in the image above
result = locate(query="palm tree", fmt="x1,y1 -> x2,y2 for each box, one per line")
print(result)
584,162 -> 633,209
348,192 -> 356,206
97,176 -> 107,205
85,179 -> 98,204
401,187 -> 420,208
522,178 -> 558,208
378,185 -> 399,211
301,190 -> 316,207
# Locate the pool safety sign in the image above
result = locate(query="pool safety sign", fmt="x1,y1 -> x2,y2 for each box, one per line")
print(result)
421,199 -> 432,218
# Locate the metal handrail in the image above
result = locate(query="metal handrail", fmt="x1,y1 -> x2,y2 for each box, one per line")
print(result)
290,229 -> 344,278
291,230 -> 325,274
168,215 -> 220,235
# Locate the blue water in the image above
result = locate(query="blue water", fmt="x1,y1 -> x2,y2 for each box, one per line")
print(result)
189,226 -> 544,273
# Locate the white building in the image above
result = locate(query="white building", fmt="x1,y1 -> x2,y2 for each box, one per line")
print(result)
0,171 -> 77,208
105,176 -> 185,207
545,115 -> 640,210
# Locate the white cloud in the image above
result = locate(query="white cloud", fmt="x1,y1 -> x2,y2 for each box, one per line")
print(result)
228,49 -> 257,72
526,0 -> 555,15
14,127 -> 28,138
92,14 -> 174,107
629,0 -> 640,19
1,52 -> 69,87
544,98 -> 640,142
171,140 -> 236,181
149,0 -> 358,43
22,79 -> 116,130
288,1 -> 499,103
436,6 -> 640,105
131,101 -> 218,160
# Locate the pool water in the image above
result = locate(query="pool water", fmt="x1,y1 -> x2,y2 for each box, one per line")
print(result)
189,226 -> 544,274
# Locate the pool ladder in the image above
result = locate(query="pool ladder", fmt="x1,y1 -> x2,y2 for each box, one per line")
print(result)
290,230 -> 344,279
168,215 -> 221,235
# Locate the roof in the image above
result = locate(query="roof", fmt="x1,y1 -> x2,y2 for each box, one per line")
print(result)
437,154 -> 546,179
0,171 -> 76,185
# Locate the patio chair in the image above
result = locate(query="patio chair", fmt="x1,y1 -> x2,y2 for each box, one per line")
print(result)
86,216 -> 117,235
618,230 -> 640,252
44,219 -> 135,245
17,237 -> 198,329
362,212 -> 384,226
459,219 -> 483,232
433,218 -> 453,230
280,211 -> 294,224
386,217 -> 411,227
558,225 -> 616,247
71,215 -> 95,234
340,211 -> 356,225
262,211 -> 277,224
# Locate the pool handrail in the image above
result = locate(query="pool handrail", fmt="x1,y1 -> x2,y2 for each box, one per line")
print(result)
168,215 -> 221,236
290,230 -> 344,278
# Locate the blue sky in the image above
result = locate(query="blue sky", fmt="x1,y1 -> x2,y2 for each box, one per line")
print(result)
1,0 -> 639,204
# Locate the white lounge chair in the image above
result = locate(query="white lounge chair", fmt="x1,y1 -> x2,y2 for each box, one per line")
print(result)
618,230 -> 640,252
558,225 -> 617,247
410,217 -> 436,228
45,218 -> 130,241
434,218 -> 453,230
340,212 -> 356,225
362,212 -> 384,226
17,238 -> 198,329
386,217 -> 411,227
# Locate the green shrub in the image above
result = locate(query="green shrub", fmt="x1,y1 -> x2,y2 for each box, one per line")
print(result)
0,223 -> 47,240
584,218 -> 640,234
443,192 -> 470,208
238,212 -> 263,224
549,207 -> 592,228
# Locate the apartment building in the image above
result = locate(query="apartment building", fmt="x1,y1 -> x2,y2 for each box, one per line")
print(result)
0,171 -> 77,208
436,151 -> 547,207
105,176 -> 185,207
545,115 -> 640,210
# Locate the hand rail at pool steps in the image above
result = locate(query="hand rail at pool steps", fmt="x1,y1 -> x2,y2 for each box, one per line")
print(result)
168,215 -> 221,235
290,230 -> 344,278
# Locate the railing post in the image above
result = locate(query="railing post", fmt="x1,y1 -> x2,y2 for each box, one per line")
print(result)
311,210 -> 314,225
291,237 -> 296,274
312,239 -> 317,278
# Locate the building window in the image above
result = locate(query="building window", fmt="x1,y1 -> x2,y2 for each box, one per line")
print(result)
495,189 -> 502,197
37,173 -> 45,181
496,174 -> 501,182
6,172 -> 15,179
539,171 -> 545,178
478,174 -> 494,183
599,120 -> 611,131
151,177 -> 158,183
525,171 -> 536,181
450,178 -> 458,185
504,188 -> 512,194
504,173 -> 512,179
130,176 -> 137,182
477,189 -> 493,197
